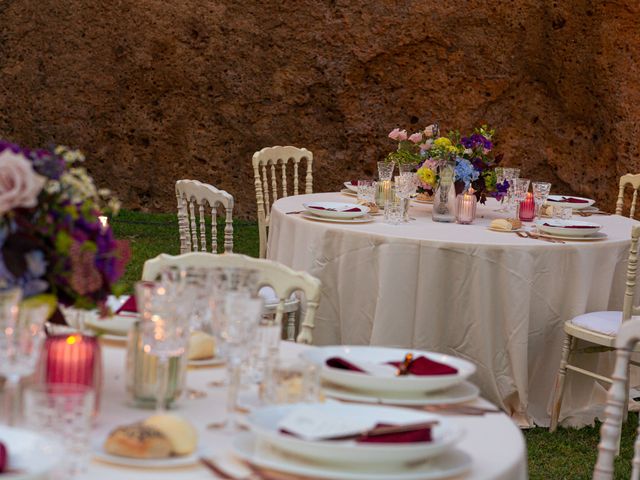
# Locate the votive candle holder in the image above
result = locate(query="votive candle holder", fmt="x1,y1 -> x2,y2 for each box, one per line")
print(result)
519,192 -> 535,222
455,192 -> 477,224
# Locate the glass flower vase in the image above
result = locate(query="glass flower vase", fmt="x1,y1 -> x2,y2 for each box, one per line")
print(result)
432,161 -> 456,223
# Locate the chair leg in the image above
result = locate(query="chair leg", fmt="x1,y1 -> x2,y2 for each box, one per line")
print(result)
550,333 -> 574,432
287,311 -> 296,341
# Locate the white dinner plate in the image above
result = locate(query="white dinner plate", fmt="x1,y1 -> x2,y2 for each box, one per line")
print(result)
301,346 -> 476,394
0,426 -> 62,480
93,442 -> 200,468
247,403 -> 463,466
322,380 -> 480,406
344,181 -> 358,192
340,188 -> 357,197
303,202 -> 369,219
536,219 -> 601,237
85,313 -> 138,337
545,195 -> 595,210
537,231 -> 608,242
188,356 -> 225,367
232,433 -> 472,480
300,212 -> 375,224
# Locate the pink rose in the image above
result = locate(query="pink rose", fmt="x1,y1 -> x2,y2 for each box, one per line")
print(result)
408,132 -> 423,144
388,128 -> 408,141
423,124 -> 437,137
0,150 -> 46,215
419,140 -> 433,152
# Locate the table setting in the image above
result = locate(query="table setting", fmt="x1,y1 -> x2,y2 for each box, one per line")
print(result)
267,124 -> 640,428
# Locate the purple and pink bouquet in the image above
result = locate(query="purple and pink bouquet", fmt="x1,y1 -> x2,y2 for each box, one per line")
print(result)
0,141 -> 129,315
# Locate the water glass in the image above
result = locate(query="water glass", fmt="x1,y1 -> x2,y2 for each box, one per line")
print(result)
532,182 -> 552,219
24,384 -> 95,478
384,199 -> 403,225
513,178 -> 530,218
377,161 -> 395,181
246,314 -> 281,384
503,168 -> 521,212
553,205 -> 573,220
0,288 -> 48,424
261,359 -> 321,405
357,180 -> 377,204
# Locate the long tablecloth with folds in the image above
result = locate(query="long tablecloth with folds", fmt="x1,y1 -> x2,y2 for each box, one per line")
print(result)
267,192 -> 640,427
85,342 -> 527,479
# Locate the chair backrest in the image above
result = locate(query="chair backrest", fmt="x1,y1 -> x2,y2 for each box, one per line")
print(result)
623,225 -> 640,321
141,252 -> 321,344
615,174 -> 640,218
175,180 -> 234,254
252,146 -> 313,258
593,316 -> 640,480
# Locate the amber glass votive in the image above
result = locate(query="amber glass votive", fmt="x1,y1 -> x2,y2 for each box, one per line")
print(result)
455,192 -> 477,224
519,192 -> 535,222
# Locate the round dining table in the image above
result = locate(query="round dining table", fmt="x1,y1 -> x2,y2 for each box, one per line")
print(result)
85,342 -> 527,479
267,192 -> 640,427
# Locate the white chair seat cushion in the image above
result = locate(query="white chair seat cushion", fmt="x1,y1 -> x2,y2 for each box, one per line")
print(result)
259,286 -> 297,306
570,311 -> 622,336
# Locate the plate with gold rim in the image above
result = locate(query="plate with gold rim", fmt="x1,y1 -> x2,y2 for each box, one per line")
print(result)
300,212 -> 374,224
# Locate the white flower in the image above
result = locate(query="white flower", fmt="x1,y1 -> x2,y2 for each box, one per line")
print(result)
0,150 -> 46,214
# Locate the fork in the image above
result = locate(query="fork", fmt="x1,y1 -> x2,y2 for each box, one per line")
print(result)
516,231 -> 564,244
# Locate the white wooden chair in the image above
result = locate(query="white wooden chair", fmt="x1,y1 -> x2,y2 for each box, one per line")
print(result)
550,225 -> 640,432
252,146 -> 313,258
593,317 -> 640,479
616,174 -> 640,218
175,179 -> 234,254
141,252 -> 321,343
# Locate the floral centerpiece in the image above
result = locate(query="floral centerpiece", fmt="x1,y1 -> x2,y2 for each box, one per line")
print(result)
387,124 -> 508,203
0,141 -> 130,318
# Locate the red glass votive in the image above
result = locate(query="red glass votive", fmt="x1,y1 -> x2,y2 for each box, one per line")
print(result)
39,334 -> 102,413
519,192 -> 535,221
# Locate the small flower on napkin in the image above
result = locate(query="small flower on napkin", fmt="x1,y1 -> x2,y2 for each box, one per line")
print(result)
116,295 -> 137,314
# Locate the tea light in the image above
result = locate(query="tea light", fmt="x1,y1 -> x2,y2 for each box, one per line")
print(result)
455,191 -> 477,224
98,216 -> 109,229
519,192 -> 535,222
376,180 -> 393,208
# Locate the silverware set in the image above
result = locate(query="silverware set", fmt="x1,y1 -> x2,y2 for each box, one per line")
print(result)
515,231 -> 565,244
576,210 -> 611,217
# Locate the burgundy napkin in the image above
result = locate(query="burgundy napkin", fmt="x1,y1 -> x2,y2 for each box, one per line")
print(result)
357,423 -> 433,444
547,196 -> 589,204
326,355 -> 458,376
309,206 -> 361,212
387,356 -> 458,376
279,423 -> 432,444
116,296 -> 138,314
542,223 -> 595,229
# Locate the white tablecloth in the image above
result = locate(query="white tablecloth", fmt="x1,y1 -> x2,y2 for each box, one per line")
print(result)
267,192 -> 640,427
84,342 -> 526,479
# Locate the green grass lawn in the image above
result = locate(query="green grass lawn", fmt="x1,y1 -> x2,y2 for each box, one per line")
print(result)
111,210 -> 637,479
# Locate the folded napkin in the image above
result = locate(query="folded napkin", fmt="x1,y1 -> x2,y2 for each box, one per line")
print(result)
357,423 -> 433,444
542,223 -> 595,229
308,206 -> 362,212
547,196 -> 589,204
116,295 -> 137,314
326,355 -> 458,376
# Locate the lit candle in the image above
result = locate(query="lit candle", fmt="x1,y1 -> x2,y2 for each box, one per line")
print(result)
377,180 -> 393,207
519,192 -> 535,222
98,216 -> 109,229
455,191 -> 477,224
40,334 -> 102,412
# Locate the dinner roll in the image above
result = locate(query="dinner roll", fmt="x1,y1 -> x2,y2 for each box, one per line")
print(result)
143,414 -> 198,456
188,331 -> 215,360
104,423 -> 172,459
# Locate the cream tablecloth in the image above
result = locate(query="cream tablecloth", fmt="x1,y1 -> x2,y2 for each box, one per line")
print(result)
267,192 -> 640,427
83,343 -> 526,479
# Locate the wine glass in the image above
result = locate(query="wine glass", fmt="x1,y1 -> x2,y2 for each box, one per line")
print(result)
0,288 -> 48,425
513,178 -> 531,219
494,167 -> 506,212
532,182 -> 552,219
213,290 -> 263,430
394,173 -> 418,222
135,281 -> 190,413
377,161 -> 395,182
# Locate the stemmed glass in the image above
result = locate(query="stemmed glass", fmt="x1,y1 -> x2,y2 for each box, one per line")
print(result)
494,167 -> 506,212
135,280 -> 190,412
357,180 -> 377,205
513,178 -> 531,219
532,182 -> 552,219
213,289 -> 263,429
504,168 -> 521,213
377,161 -> 395,182
0,288 -> 48,424
394,173 -> 418,222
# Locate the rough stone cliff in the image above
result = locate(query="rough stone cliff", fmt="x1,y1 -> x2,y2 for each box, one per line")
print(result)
1,1 -> 638,217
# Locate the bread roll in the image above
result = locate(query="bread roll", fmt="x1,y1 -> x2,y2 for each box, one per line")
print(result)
104,423 -> 172,459
490,219 -> 513,231
188,331 -> 215,360
144,414 -> 198,456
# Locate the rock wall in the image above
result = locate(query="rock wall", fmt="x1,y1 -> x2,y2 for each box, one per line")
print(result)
1,0 -> 639,217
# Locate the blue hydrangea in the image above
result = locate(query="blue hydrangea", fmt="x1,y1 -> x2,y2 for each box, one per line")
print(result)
454,158 -> 479,189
